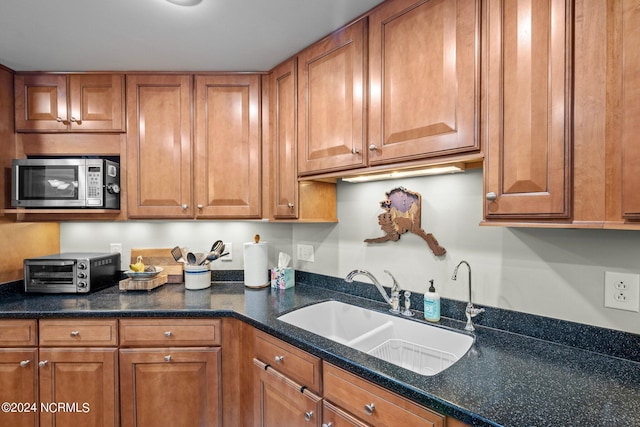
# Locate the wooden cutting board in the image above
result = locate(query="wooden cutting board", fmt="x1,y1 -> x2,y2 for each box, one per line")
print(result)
130,248 -> 183,283
119,274 -> 168,291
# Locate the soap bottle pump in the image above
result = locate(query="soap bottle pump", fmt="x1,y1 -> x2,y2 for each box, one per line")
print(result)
423,279 -> 441,322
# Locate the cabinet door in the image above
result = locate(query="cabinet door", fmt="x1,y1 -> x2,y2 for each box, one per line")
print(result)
253,358 -> 322,427
323,401 -> 369,427
194,74 -> 261,218
68,74 -> 125,132
0,349 -> 38,427
38,348 -> 118,427
120,347 -> 221,427
484,0 -> 572,220
270,59 -> 299,219
297,19 -> 367,175
620,0 -> 640,219
126,75 -> 193,218
368,0 -> 481,165
15,74 -> 68,131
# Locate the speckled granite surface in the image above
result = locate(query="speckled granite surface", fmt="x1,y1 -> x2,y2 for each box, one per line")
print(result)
0,278 -> 639,427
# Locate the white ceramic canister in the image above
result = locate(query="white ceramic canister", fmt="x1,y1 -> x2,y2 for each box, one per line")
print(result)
184,264 -> 211,290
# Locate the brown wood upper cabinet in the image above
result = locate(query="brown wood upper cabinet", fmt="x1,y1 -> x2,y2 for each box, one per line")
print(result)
15,73 -> 125,132
126,74 -> 193,219
194,74 -> 262,219
483,0 -> 572,221
267,58 -> 338,222
619,0 -> 640,220
368,0 -> 481,165
297,18 -> 367,175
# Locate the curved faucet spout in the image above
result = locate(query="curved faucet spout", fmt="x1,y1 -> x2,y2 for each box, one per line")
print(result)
452,260 -> 484,331
344,269 -> 400,312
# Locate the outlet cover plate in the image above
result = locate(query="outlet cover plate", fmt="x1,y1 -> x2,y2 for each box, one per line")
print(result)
297,244 -> 315,262
604,271 -> 640,312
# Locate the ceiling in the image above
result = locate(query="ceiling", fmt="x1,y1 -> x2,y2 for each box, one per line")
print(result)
0,0 -> 384,72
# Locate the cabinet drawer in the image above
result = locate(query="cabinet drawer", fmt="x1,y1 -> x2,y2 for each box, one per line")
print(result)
120,318 -> 221,347
0,320 -> 37,346
254,330 -> 322,394
324,363 -> 445,427
39,319 -> 117,346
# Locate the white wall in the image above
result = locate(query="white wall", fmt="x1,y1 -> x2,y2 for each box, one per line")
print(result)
62,169 -> 640,334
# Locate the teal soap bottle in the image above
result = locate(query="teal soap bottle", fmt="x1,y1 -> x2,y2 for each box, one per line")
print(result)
423,279 -> 441,322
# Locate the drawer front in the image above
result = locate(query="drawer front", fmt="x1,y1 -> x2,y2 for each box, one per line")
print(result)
120,318 -> 221,346
323,363 -> 444,427
39,319 -> 117,346
0,320 -> 37,346
255,330 -> 322,394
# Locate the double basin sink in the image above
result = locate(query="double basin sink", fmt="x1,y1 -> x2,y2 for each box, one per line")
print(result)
278,300 -> 474,376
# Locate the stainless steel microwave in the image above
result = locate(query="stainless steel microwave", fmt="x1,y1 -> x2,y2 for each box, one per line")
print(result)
11,158 -> 120,209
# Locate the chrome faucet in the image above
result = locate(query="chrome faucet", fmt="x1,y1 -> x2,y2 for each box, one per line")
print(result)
345,269 -> 401,314
451,260 -> 485,331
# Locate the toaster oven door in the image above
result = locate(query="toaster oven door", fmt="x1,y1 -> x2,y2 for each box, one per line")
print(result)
24,260 -> 78,293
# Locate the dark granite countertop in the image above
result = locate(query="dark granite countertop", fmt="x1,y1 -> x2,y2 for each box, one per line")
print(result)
1,280 -> 639,427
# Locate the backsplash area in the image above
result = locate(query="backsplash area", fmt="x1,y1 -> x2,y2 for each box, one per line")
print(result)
61,169 -> 640,335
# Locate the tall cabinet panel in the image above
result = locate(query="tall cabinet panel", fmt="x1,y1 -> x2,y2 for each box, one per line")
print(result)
620,0 -> 640,219
269,59 -> 299,219
126,75 -> 193,218
483,0 -> 572,220
368,0 -> 481,165
194,74 -> 261,218
297,19 -> 367,175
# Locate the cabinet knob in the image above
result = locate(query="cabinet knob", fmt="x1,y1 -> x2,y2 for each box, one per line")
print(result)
70,116 -> 82,124
70,330 -> 80,337
38,360 -> 48,367
287,203 -> 294,209
364,402 -> 376,415
485,192 -> 497,202
164,355 -> 172,362
164,331 -> 172,337
322,423 -> 333,427
181,204 -> 188,210
274,355 -> 284,364
304,411 -> 314,422
351,147 -> 360,155
369,144 -> 378,151
197,204 -> 203,209
19,360 -> 30,368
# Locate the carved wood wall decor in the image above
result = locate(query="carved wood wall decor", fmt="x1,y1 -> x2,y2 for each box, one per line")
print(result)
365,187 -> 446,256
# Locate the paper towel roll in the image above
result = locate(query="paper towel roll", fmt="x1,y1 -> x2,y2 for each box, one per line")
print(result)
244,241 -> 269,288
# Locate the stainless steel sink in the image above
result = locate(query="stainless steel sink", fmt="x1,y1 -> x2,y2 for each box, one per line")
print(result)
277,300 -> 474,376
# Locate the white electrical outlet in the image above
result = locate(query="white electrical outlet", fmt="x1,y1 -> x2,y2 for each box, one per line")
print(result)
297,244 -> 315,262
604,271 -> 640,312
110,243 -> 122,254
222,242 -> 232,261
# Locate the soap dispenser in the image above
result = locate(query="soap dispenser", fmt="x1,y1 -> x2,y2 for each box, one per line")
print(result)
423,279 -> 441,322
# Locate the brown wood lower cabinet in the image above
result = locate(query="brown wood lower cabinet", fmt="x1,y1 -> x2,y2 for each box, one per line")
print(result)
118,318 -> 222,427
0,347 -> 38,427
39,347 -> 118,427
119,347 -> 221,427
253,358 -> 322,427
0,319 -> 119,427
